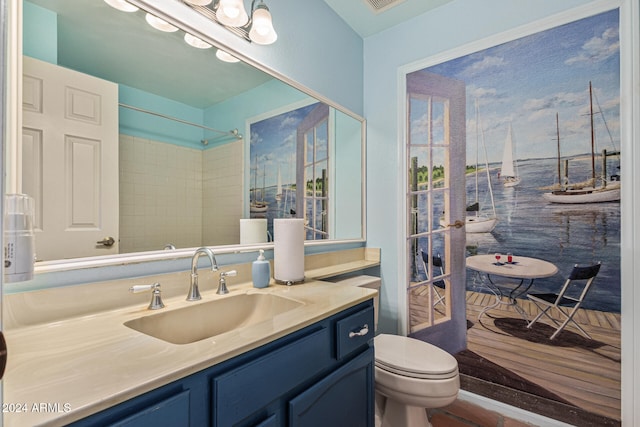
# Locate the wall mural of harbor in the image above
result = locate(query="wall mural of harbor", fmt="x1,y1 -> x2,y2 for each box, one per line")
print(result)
408,8 -> 621,426
249,102 -> 326,240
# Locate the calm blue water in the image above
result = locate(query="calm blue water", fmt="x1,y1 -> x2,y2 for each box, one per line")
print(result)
464,156 -> 620,313
256,157 -> 621,313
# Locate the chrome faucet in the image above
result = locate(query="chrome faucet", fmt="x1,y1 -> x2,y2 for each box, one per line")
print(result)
129,283 -> 165,310
216,270 -> 237,295
187,247 -> 218,301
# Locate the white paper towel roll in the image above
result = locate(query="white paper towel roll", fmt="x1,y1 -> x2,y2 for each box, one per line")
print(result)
274,218 -> 305,283
240,218 -> 268,244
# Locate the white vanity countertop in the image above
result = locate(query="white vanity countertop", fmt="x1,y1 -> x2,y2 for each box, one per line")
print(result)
3,280 -> 377,427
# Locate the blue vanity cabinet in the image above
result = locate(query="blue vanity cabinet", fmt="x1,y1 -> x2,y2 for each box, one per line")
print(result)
69,300 -> 374,427
288,347 -> 374,427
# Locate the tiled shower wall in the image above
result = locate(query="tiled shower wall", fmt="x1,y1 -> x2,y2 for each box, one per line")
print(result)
202,140 -> 244,246
119,135 -> 243,254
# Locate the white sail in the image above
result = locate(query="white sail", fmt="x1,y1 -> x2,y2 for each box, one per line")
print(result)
500,123 -> 520,187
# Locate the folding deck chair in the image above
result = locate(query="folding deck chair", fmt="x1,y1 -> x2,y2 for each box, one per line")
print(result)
526,262 -> 601,340
420,250 -> 446,309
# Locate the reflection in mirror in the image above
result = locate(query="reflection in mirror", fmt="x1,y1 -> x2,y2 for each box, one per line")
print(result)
19,0 -> 364,264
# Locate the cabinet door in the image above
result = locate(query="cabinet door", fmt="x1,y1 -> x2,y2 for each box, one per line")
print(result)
69,389 -> 191,427
111,391 -> 190,426
254,413 -> 278,427
213,327 -> 331,426
288,348 -> 374,427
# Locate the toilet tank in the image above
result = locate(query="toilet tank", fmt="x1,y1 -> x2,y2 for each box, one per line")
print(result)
330,275 -> 381,332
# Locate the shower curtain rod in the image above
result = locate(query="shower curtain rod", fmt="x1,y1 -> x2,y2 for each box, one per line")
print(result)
118,103 -> 242,141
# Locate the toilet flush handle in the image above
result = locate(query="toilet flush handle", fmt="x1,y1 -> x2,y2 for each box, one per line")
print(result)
349,324 -> 369,338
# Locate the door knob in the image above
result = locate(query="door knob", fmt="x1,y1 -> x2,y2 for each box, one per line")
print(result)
0,332 -> 6,380
96,237 -> 116,247
448,220 -> 464,229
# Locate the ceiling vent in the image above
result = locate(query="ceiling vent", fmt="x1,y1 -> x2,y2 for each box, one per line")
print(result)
364,0 -> 406,14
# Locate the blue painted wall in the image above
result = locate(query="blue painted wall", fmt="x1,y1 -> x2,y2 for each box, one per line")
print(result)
118,85 -> 205,148
22,2 -> 57,64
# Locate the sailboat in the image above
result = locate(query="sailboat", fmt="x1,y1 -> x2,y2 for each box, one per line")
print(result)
463,100 -> 498,233
440,101 -> 500,232
542,82 -> 620,204
500,123 -> 521,187
250,156 -> 268,213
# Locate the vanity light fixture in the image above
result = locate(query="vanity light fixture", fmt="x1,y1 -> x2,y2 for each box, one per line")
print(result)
183,0 -> 278,45
248,0 -> 277,45
216,0 -> 249,27
215,49 -> 240,63
145,13 -> 179,32
184,32 -> 212,49
103,0 -> 138,12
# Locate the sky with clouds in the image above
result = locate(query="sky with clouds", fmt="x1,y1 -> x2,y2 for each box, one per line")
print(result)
412,8 -> 620,165
249,103 -> 318,188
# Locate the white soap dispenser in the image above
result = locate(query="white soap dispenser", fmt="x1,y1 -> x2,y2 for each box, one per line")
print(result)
252,249 -> 271,288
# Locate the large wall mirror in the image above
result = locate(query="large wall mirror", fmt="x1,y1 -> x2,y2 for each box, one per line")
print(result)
16,0 -> 364,270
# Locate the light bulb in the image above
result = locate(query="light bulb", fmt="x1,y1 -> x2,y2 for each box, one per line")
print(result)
216,49 -> 240,63
184,33 -> 212,49
103,0 -> 138,12
249,3 -> 277,45
216,0 -> 249,27
183,0 -> 213,5
145,14 -> 178,32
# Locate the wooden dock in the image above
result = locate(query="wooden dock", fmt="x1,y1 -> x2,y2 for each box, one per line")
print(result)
411,290 -> 621,425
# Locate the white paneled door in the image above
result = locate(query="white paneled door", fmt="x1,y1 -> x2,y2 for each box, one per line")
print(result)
22,56 -> 119,261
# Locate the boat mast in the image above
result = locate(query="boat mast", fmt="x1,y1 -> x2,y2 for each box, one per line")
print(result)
589,81 -> 596,184
481,127 -> 497,218
252,154 -> 257,205
556,113 -> 562,189
474,100 -> 479,204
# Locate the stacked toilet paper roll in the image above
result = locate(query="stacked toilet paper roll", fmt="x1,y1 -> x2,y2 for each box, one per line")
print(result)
240,218 -> 268,244
273,218 -> 305,284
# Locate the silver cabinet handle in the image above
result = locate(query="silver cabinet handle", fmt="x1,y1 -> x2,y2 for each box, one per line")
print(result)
349,324 -> 369,338
97,237 -> 115,247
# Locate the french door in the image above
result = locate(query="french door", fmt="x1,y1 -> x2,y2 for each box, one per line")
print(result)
404,70 -> 467,353
296,103 -> 330,240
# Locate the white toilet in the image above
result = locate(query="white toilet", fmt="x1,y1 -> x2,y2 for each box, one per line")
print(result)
335,275 -> 460,427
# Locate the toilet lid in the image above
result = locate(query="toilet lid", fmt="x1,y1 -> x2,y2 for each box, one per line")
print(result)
374,334 -> 458,380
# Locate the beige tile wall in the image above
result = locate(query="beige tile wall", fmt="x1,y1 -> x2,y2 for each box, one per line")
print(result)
119,135 -> 203,253
202,140 -> 244,245
119,136 -> 243,253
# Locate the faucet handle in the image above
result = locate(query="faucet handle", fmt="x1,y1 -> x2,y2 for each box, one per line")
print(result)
129,283 -> 165,310
216,270 -> 237,295
221,270 -> 237,278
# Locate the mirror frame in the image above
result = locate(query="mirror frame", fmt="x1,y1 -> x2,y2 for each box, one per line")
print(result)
10,0 -> 366,274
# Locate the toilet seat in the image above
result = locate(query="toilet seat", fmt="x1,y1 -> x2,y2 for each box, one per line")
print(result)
374,334 -> 458,380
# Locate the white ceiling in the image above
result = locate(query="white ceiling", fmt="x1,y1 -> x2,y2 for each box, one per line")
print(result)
323,0 -> 453,38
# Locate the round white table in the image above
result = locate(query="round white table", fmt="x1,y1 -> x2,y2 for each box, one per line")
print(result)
466,254 -> 558,321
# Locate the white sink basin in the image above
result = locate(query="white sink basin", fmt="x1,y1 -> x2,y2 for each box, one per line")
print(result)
124,292 -> 304,344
